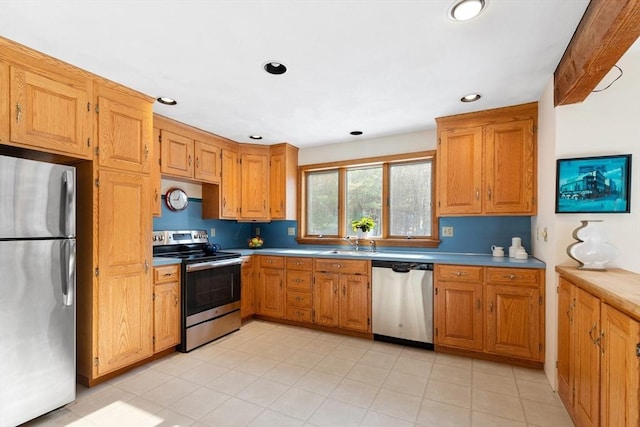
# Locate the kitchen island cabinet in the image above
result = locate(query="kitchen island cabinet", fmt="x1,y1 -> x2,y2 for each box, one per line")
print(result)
556,266 -> 639,427
436,103 -> 537,216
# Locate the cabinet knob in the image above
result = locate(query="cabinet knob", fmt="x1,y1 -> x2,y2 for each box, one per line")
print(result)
174,296 -> 179,306
295,278 -> 301,283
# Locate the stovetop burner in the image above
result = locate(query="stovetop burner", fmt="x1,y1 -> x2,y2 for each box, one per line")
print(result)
152,229 -> 240,263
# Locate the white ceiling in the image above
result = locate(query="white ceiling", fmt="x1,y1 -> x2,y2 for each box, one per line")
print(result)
0,0 -> 590,148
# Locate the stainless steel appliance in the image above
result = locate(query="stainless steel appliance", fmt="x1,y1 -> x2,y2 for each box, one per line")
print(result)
152,230 -> 242,352
0,155 -> 76,427
371,260 -> 434,349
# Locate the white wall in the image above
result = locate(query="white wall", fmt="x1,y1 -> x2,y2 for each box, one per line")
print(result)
299,129 -> 437,165
535,45 -> 640,389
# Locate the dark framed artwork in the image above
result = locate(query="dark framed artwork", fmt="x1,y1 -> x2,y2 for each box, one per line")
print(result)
555,154 -> 631,213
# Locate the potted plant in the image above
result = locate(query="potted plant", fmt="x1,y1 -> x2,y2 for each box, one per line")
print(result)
351,216 -> 375,238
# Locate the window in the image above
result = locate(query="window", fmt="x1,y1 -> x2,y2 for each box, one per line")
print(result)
299,151 -> 438,247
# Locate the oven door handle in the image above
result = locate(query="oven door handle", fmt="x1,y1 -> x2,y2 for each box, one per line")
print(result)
186,258 -> 243,272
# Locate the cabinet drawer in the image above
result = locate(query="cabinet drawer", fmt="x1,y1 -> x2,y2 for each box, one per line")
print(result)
241,256 -> 253,267
287,270 -> 313,292
286,257 -> 313,271
435,265 -> 483,282
154,265 -> 180,284
314,258 -> 369,274
286,290 -> 312,308
286,307 -> 313,323
485,267 -> 539,285
259,255 -> 285,269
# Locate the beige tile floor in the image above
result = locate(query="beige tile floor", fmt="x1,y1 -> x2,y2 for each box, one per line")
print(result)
24,320 -> 574,427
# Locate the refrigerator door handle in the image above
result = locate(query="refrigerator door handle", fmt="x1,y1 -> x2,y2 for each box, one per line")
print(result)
62,170 -> 75,237
61,240 -> 76,307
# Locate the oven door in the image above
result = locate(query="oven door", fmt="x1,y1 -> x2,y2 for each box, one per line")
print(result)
184,258 -> 242,323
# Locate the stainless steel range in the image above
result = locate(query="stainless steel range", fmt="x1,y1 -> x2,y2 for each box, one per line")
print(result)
152,230 -> 242,352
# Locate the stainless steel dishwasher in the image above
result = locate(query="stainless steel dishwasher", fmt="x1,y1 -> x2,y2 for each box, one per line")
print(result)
372,260 -> 434,349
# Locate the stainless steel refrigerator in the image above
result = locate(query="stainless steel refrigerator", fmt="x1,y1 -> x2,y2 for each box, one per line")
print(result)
0,155 -> 76,427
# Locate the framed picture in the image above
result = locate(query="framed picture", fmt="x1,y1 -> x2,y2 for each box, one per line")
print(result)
556,154 -> 631,213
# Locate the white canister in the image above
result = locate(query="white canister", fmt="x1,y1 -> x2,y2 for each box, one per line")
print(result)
511,237 -> 522,248
509,245 -> 517,258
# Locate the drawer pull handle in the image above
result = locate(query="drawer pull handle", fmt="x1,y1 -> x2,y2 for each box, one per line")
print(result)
295,278 -> 301,283
333,264 -> 341,269
296,262 -> 303,266
163,272 -> 173,277
16,103 -> 22,123
503,274 -> 520,280
454,271 -> 467,277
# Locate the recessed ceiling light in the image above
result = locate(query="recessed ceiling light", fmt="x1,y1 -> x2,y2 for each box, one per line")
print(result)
156,96 -> 177,105
350,131 -> 363,136
249,135 -> 263,140
264,61 -> 287,75
461,93 -> 482,102
448,0 -> 486,21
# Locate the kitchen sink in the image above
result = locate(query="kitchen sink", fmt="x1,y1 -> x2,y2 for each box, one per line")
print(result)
319,250 -> 370,256
275,249 -> 322,255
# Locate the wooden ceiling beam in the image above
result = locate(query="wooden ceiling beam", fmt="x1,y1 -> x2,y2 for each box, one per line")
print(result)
554,0 -> 640,106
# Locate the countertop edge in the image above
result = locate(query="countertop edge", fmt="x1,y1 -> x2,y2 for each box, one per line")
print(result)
556,265 -> 640,320
226,248 -> 545,268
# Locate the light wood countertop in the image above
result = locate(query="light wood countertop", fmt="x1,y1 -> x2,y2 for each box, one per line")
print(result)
556,265 -> 640,320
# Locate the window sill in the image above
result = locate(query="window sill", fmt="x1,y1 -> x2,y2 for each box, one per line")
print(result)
296,237 -> 441,248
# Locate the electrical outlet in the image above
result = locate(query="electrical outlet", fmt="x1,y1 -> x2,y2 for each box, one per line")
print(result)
255,227 -> 260,236
210,228 -> 216,237
287,227 -> 295,236
442,226 -> 454,237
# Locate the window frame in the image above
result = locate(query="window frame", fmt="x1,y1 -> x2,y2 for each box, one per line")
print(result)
297,150 -> 439,248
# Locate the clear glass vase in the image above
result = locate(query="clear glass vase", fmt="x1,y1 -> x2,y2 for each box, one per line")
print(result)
567,220 -> 616,270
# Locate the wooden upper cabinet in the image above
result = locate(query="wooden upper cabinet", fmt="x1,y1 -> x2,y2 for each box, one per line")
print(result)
436,126 -> 483,215
485,120 -> 535,214
194,139 -> 221,183
151,127 -> 162,216
7,64 -> 93,159
269,143 -> 299,220
160,129 -> 194,178
96,85 -> 152,174
239,146 -> 269,220
436,103 -> 537,216
155,115 -> 223,184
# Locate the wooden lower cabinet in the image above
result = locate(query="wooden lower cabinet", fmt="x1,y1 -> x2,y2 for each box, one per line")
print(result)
241,256 -> 255,318
153,265 -> 180,353
313,258 -> 371,333
435,280 -> 483,350
434,265 -> 543,364
557,273 -> 640,427
285,257 -> 313,323
255,256 -> 285,318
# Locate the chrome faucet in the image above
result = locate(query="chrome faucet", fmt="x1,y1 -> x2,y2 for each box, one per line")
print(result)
369,240 -> 377,253
344,236 -> 359,251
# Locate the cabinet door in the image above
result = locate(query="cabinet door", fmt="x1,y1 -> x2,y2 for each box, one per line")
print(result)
97,170 -> 152,375
256,267 -> 284,318
240,151 -> 269,220
436,126 -> 483,215
154,281 -> 180,352
557,277 -> 575,407
339,274 -> 370,332
160,129 -> 194,178
485,119 -> 535,214
313,272 -> 340,327
600,304 -> 640,427
97,88 -> 152,173
194,139 -> 221,183
151,127 -> 162,216
241,256 -> 255,318
435,281 -> 483,350
9,66 -> 92,159
220,148 -> 240,218
486,284 -> 541,360
269,151 -> 286,219
574,288 -> 601,427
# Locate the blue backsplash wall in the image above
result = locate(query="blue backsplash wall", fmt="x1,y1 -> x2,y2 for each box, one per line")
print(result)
154,198 -> 532,255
